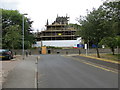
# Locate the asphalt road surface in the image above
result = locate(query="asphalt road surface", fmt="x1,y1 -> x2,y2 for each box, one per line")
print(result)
2,55 -> 118,88
72,55 -> 119,70
38,55 -> 118,88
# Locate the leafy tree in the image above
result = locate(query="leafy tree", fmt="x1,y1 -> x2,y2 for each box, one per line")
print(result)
3,25 -> 22,49
1,9 -> 34,49
116,36 -> 120,55
69,23 -> 81,36
100,37 -> 117,55
116,36 -> 120,47
69,23 -> 81,30
99,1 -> 120,55
77,9 -> 113,57
2,9 -> 33,32
101,1 -> 120,35
77,1 -> 120,58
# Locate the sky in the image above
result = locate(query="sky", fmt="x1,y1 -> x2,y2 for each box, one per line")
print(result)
1,0 -> 104,32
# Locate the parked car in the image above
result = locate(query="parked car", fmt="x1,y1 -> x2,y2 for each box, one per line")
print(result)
0,49 -> 13,60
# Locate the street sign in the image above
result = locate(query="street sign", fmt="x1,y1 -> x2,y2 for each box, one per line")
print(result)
85,44 -> 87,49
92,44 -> 97,48
102,45 -> 105,48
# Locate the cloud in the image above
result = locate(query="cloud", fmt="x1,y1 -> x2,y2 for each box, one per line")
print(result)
0,0 -> 19,10
1,0 -> 103,32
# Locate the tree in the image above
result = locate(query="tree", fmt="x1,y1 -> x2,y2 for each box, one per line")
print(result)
1,9 -> 34,49
116,36 -> 120,47
77,9 -> 113,58
3,25 -> 22,49
69,23 -> 81,36
99,1 -> 120,55
116,36 -> 120,55
101,1 -> 120,36
77,1 -> 120,58
100,37 -> 117,55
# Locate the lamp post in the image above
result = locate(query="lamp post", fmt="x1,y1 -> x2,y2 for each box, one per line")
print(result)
22,13 -> 28,60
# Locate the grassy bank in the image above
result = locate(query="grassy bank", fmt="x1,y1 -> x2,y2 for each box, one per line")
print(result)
89,54 -> 120,61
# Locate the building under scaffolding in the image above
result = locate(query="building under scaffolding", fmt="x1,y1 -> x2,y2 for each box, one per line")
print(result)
36,16 -> 79,41
34,16 -> 81,47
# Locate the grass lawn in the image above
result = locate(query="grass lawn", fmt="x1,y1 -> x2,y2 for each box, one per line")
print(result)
89,53 -> 120,61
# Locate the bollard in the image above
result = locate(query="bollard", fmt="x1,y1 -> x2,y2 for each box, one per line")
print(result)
57,52 -> 60,54
36,56 -> 40,63
79,50 -> 80,55
29,51 -> 31,55
26,51 -> 28,57
66,51 -> 68,55
14,52 -> 16,56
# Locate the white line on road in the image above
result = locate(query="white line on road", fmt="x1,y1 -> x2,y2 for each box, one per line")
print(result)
35,56 -> 40,88
34,70 -> 37,88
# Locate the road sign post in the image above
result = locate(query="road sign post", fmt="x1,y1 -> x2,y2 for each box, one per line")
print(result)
85,44 -> 87,56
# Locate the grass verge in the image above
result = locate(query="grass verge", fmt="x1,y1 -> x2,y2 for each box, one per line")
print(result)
88,53 -> 120,61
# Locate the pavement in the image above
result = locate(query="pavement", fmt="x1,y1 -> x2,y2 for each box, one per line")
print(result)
0,55 -> 23,89
2,56 -> 22,81
2,55 -> 37,88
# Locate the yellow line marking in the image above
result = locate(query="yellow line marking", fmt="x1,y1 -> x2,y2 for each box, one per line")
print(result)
0,56 -> 5,58
64,56 -> 118,74
80,54 -> 120,64
83,62 -> 110,71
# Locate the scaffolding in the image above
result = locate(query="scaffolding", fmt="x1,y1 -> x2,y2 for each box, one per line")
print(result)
36,16 -> 79,41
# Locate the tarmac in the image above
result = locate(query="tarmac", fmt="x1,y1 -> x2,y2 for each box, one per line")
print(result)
2,55 -> 37,88
1,54 -> 119,89
65,53 -> 119,73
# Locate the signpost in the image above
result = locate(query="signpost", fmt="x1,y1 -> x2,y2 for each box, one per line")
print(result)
85,44 -> 87,56
102,45 -> 105,49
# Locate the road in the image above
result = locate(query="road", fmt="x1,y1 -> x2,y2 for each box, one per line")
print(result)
2,54 -> 118,88
38,55 -> 118,88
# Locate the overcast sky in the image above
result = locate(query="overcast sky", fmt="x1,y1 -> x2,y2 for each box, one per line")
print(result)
1,0 -> 104,32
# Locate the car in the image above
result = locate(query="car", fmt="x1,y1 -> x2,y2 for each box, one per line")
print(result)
0,49 -> 13,60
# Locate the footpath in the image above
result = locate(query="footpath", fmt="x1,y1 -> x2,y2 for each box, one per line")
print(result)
2,55 -> 22,82
0,55 -> 22,89
2,55 -> 38,88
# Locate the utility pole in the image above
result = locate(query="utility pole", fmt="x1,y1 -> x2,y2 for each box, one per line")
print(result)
22,13 -> 28,60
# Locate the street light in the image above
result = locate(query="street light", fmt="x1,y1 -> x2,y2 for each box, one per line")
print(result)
22,13 -> 28,60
